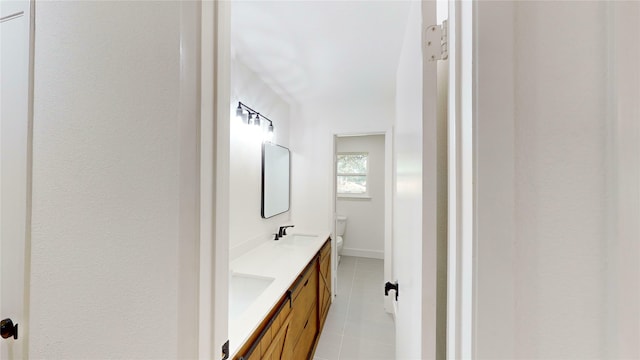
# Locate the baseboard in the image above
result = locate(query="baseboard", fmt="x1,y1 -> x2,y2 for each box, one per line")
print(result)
341,247 -> 384,259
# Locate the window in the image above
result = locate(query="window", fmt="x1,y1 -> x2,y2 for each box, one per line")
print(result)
336,152 -> 368,195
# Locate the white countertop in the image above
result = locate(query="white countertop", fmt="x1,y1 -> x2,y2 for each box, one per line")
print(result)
229,232 -> 330,358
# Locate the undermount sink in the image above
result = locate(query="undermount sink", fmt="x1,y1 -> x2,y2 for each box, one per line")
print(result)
229,273 -> 274,321
279,234 -> 318,245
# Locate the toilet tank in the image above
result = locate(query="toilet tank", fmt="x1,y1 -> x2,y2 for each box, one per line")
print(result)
336,215 -> 347,236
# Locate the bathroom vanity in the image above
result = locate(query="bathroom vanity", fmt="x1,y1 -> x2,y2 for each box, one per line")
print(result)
230,234 -> 332,360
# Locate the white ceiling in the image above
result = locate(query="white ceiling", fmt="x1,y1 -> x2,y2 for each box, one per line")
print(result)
231,1 -> 412,104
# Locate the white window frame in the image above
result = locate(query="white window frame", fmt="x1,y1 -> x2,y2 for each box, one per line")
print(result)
336,152 -> 370,198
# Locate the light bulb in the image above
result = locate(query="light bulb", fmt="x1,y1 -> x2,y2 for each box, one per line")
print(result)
236,103 -> 243,119
263,129 -> 274,142
254,114 -> 261,126
247,113 -> 253,125
263,123 -> 274,142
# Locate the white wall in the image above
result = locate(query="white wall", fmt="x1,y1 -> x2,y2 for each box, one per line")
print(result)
474,2 -> 516,358
475,2 -> 640,358
336,135 -> 385,259
290,99 -> 393,234
229,58 -> 291,258
29,1 -> 199,358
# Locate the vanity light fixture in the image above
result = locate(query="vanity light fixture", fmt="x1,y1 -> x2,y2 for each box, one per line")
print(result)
264,118 -> 274,141
236,103 -> 243,118
235,101 -> 276,142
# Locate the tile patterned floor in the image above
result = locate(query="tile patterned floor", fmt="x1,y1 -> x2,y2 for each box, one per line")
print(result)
313,256 -> 395,360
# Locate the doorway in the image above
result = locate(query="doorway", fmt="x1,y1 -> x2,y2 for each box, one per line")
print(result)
313,133 -> 395,359
220,0 -> 447,358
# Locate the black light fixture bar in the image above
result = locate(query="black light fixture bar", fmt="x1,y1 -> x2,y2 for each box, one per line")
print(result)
237,101 -> 275,132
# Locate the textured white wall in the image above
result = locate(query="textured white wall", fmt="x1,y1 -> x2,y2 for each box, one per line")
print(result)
475,2 -> 639,358
474,2 -> 516,358
336,135 -> 385,258
514,4 -> 606,357
29,2 -> 198,358
229,58 -> 291,258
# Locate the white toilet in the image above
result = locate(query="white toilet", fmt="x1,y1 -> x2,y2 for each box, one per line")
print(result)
336,215 -> 347,263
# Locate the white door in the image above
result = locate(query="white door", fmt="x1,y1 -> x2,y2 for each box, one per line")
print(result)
392,0 -> 446,358
0,0 -> 31,358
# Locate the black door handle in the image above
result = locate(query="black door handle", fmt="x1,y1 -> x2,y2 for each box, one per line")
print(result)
0,318 -> 18,340
384,282 -> 399,301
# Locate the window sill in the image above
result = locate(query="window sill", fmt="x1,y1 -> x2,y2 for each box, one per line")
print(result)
337,194 -> 372,200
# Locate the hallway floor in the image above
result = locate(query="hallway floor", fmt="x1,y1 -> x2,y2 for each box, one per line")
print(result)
314,256 -> 395,360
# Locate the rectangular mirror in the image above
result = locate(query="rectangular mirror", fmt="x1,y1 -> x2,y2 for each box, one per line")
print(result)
261,142 -> 290,218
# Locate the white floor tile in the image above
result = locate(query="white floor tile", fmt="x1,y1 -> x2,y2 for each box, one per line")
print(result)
331,293 -> 350,314
339,256 -> 357,269
355,259 -> 381,272
320,256 -> 395,359
322,306 -> 348,334
349,289 -> 385,306
350,277 -> 382,294
343,319 -> 395,345
314,331 -> 343,360
347,300 -> 394,325
336,282 -> 353,298
355,257 -> 384,266
337,263 -> 355,280
353,267 -> 383,280
339,336 -> 395,360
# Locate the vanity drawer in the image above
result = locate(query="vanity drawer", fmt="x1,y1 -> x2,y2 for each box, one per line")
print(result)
292,305 -> 318,360
291,261 -> 315,301
289,267 -> 317,345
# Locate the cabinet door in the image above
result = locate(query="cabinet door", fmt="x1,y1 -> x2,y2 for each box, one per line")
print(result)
318,243 -> 332,326
262,311 -> 292,360
292,305 -> 318,360
289,264 -> 318,346
234,295 -> 291,360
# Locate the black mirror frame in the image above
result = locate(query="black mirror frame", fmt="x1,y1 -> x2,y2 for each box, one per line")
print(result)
261,142 -> 291,218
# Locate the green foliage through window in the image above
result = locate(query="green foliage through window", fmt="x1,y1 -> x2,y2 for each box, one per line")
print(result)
337,153 -> 368,194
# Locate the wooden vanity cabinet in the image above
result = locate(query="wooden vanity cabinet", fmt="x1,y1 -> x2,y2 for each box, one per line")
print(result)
318,240 -> 332,329
287,261 -> 318,359
235,237 -> 332,360
234,294 -> 292,360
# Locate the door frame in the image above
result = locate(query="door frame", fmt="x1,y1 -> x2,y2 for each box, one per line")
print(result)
330,130 -> 394,313
200,1 -> 231,359
446,0 -> 475,359
605,2 -> 640,357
